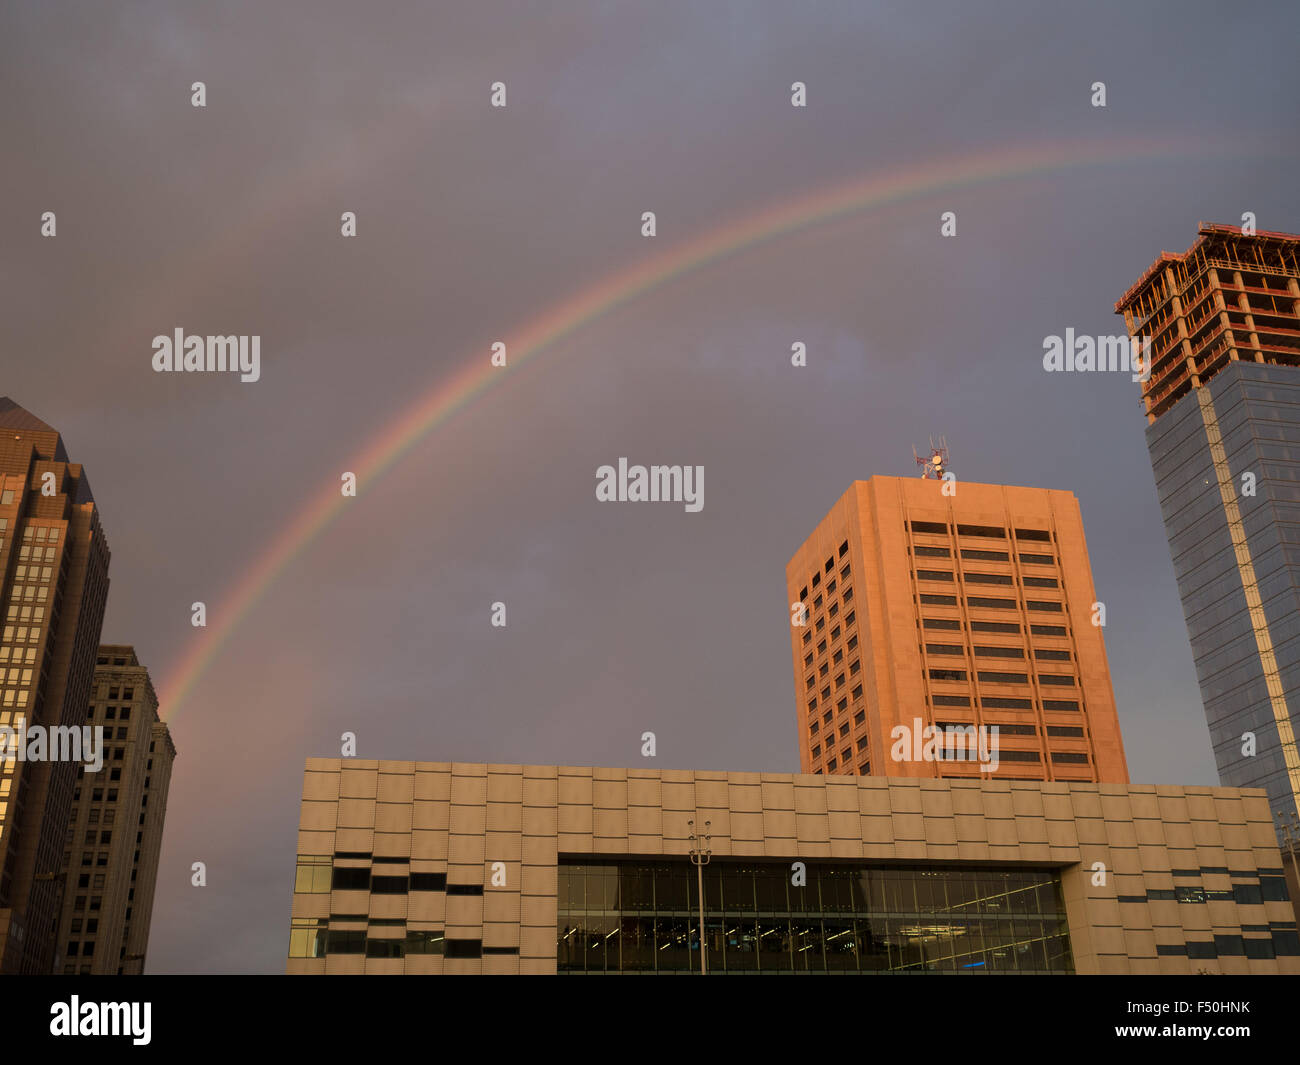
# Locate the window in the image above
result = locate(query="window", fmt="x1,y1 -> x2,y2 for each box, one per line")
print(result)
909,521 -> 947,534
1019,553 -> 1054,565
956,524 -> 1005,539
294,856 -> 332,893
923,617 -> 962,630
967,596 -> 1015,609
1038,674 -> 1076,687
913,545 -> 950,558
1015,528 -> 1051,542
925,643 -> 963,656
1026,600 -> 1063,613
410,872 -> 447,892
920,594 -> 957,606
1050,752 -> 1089,764
998,750 -> 1041,762
916,569 -> 953,582
977,671 -> 1027,684
1023,576 -> 1059,589
1042,699 -> 1080,712
1034,649 -> 1071,661
1260,876 -> 1289,902
964,572 -> 1014,586
445,939 -> 483,959
331,867 -> 370,891
406,930 -> 445,955
1030,624 -> 1066,636
928,668 -> 966,682
1046,726 -> 1084,738
974,646 -> 1024,659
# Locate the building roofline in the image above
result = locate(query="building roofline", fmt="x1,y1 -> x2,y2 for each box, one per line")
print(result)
1114,222 -> 1300,314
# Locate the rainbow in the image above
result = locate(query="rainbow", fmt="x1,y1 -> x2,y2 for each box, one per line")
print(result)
155,133 -> 1246,719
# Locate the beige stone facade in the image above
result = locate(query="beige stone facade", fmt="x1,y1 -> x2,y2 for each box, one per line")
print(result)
286,759 -> 1300,975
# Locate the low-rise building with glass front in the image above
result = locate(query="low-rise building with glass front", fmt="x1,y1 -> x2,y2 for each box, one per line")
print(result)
285,759 -> 1299,975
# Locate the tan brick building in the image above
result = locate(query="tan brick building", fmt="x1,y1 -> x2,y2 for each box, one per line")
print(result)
786,477 -> 1128,783
286,760 -> 1298,974
0,399 -> 110,973
54,645 -> 176,973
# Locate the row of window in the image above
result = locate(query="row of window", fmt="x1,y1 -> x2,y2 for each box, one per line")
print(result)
294,858 -> 486,896
913,545 -> 1056,566
909,521 -> 1052,543
916,568 -> 1060,589
931,694 -> 1081,712
924,643 -> 1072,662
1155,932 -> 1298,959
287,920 -> 503,960
935,721 -> 1085,738
919,593 -> 1063,613
922,618 -> 1068,637
4,604 -> 47,623
929,668 -> 1077,687
1,624 -> 43,643
1116,878 -> 1290,905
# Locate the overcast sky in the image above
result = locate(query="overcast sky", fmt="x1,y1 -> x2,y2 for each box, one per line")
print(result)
2,1 -> 1298,973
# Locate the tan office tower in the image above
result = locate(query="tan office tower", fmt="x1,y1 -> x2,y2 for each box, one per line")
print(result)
54,645 -> 176,974
0,399 -> 110,973
786,475 -> 1129,784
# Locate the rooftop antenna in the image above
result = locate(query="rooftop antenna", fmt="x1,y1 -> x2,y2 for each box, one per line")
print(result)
914,436 -> 950,480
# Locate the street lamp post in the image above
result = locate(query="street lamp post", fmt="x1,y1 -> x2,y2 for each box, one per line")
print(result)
687,818 -> 711,975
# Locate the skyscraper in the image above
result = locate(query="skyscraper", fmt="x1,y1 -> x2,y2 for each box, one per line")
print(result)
1116,223 -> 1300,834
785,476 -> 1129,783
0,398 -> 110,973
54,645 -> 176,974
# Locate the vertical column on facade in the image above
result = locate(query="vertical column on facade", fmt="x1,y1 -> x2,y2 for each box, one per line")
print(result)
1231,269 -> 1264,362
1208,267 -> 1241,365
1123,307 -> 1156,425
1166,266 -> 1202,393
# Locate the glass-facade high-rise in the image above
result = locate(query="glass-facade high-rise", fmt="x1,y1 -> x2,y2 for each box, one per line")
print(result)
558,858 -> 1073,974
0,399 -> 111,973
1117,224 -> 1300,835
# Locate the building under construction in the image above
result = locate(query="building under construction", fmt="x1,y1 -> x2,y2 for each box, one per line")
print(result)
1116,223 -> 1300,842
